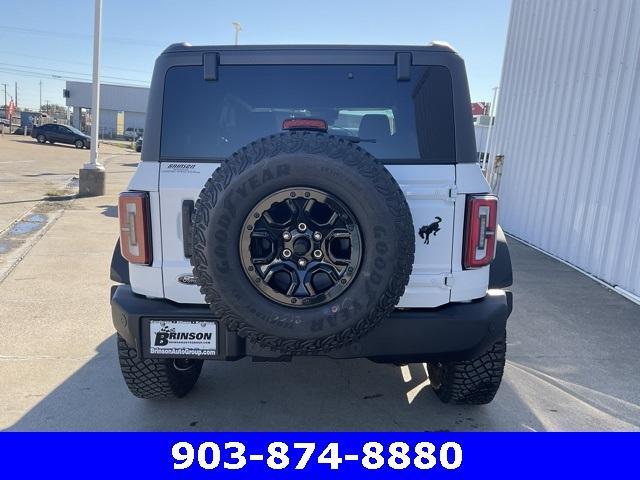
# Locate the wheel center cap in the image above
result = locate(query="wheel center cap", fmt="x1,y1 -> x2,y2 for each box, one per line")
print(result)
292,237 -> 311,256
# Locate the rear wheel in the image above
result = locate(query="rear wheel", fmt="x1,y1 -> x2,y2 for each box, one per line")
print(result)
427,333 -> 506,405
36,134 -> 46,143
116,334 -> 203,399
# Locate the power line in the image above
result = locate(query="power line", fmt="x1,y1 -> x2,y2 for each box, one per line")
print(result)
0,62 -> 149,83
0,69 -> 149,88
0,66 -> 149,87
0,50 -> 150,74
0,24 -> 164,48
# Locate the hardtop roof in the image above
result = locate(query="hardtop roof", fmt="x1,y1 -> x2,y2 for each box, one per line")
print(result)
161,42 -> 457,55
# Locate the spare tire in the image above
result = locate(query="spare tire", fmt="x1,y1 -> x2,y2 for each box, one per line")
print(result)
191,131 -> 414,354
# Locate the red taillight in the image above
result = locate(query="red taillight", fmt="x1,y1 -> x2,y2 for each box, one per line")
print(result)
282,118 -> 328,132
118,192 -> 152,265
463,195 -> 498,269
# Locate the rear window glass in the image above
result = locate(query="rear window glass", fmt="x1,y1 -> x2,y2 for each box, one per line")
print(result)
161,64 -> 455,163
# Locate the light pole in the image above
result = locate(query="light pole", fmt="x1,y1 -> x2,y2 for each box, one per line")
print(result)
233,22 -> 242,46
1,83 -> 5,135
482,86 -> 499,174
79,0 -> 106,197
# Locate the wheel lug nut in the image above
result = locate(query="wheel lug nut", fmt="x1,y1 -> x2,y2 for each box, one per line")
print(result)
298,258 -> 307,268
313,249 -> 323,259
282,249 -> 292,259
297,223 -> 307,232
313,231 -> 322,241
282,231 -> 292,240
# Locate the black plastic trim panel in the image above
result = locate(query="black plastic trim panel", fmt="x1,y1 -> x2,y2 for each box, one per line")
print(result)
111,285 -> 511,363
110,240 -> 130,285
489,225 -> 513,289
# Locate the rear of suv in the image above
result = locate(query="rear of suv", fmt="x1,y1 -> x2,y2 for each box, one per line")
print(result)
110,43 -> 513,404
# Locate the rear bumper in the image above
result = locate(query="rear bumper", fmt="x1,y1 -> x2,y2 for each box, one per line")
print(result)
111,285 -> 512,363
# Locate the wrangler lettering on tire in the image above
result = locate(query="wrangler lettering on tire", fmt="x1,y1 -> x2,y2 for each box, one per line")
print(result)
190,131 -> 414,354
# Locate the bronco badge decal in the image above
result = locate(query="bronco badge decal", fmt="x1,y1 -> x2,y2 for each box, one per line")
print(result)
418,217 -> 442,245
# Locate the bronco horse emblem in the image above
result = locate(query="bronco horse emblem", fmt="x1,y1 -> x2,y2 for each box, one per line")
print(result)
418,217 -> 442,245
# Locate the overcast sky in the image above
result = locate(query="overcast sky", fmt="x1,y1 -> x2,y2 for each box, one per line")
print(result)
0,0 -> 511,110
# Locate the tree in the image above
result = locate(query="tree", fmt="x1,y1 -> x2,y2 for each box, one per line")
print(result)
41,103 -> 67,116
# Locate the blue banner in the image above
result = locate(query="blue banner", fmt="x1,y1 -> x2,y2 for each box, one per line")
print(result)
2,433 -> 637,478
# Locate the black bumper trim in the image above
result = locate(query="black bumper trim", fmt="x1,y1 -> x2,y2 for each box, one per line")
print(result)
111,285 -> 512,363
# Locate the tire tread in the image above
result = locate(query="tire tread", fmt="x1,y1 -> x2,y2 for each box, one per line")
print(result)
116,335 -> 202,399
428,334 -> 506,405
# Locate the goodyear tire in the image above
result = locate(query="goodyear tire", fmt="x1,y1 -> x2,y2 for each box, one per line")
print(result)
191,131 -> 414,354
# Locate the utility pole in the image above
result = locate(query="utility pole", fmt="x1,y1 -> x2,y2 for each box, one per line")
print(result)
39,81 -> 42,113
79,0 -> 105,197
233,22 -> 242,46
14,81 -> 17,108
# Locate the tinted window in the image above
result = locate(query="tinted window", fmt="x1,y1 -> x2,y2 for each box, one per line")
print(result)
161,64 -> 455,163
67,125 -> 84,135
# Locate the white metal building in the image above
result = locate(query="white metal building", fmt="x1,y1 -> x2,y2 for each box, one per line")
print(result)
490,0 -> 640,301
64,81 -> 149,135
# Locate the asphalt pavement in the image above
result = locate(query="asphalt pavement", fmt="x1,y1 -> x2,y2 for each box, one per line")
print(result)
0,137 -> 638,431
0,134 -> 87,233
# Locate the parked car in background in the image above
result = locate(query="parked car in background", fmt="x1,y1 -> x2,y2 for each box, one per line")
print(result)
31,123 -> 91,149
12,125 -> 33,136
135,136 -> 143,152
124,127 -> 144,140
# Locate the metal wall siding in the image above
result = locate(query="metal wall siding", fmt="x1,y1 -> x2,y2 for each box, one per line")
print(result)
65,81 -> 149,112
492,0 -> 640,298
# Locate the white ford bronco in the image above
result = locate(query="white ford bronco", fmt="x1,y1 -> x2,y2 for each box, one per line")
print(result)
110,43 -> 513,404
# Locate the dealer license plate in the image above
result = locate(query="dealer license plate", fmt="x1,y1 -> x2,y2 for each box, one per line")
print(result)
149,320 -> 217,357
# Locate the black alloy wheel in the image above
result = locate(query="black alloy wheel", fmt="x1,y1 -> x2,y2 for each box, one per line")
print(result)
240,187 -> 362,308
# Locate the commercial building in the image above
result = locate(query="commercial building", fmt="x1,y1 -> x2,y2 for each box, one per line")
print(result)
64,81 -> 149,136
490,0 -> 640,301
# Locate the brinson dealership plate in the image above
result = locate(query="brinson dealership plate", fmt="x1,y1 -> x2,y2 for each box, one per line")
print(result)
149,320 -> 217,357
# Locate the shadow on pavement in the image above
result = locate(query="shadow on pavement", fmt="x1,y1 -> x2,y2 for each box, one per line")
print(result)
23,172 -> 75,177
98,205 -> 118,218
0,194 -> 76,206
11,138 -> 79,149
5,335 -> 547,432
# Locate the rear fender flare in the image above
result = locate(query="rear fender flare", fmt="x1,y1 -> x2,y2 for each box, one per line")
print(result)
489,225 -> 512,289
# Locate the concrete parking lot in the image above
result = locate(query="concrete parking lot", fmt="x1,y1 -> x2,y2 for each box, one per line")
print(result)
1,135 -> 639,431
